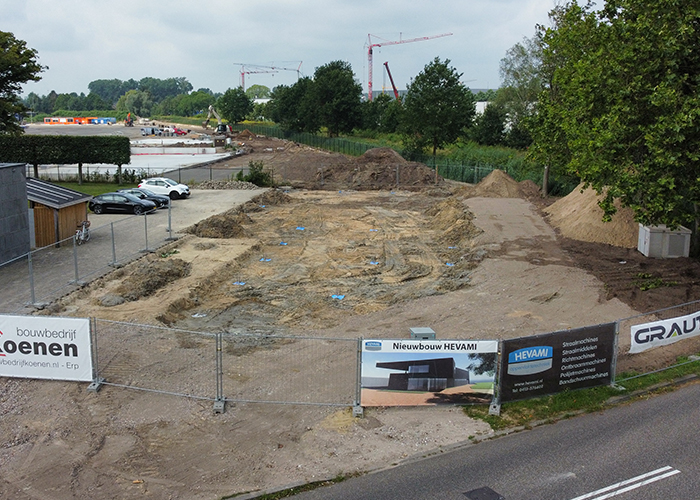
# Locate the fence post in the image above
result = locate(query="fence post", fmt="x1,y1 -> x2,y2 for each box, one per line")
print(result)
611,321 -> 621,386
489,340 -> 503,416
87,317 -> 105,392
143,214 -> 151,253
71,234 -> 81,284
353,337 -> 364,418
166,198 -> 176,241
110,222 -> 118,266
27,251 -> 37,306
214,332 -> 226,414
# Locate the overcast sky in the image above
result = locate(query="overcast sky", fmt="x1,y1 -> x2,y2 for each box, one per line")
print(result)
3,0 -> 559,98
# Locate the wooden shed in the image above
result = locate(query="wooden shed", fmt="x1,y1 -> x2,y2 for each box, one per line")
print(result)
26,178 -> 92,248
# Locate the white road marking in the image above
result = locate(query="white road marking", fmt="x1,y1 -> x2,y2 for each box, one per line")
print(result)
570,466 -> 681,500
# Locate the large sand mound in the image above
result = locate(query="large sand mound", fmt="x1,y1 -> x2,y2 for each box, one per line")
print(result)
454,169 -> 524,199
545,183 -> 638,247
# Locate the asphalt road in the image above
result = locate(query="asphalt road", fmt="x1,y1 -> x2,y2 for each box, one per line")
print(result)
289,381 -> 700,500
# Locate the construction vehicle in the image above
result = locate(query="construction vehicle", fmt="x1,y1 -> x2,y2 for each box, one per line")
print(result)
202,105 -> 230,135
124,112 -> 134,127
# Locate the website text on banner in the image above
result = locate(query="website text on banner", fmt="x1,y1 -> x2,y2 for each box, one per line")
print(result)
0,314 -> 92,382
361,339 -> 498,406
630,310 -> 700,354
500,323 -> 616,402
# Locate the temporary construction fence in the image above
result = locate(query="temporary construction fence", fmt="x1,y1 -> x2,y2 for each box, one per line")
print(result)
0,210 -> 175,314
3,300 -> 700,414
91,319 -> 359,410
88,298 -> 700,413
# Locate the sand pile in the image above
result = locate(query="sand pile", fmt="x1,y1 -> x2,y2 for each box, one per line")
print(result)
237,129 -> 256,140
454,169 -> 524,199
424,198 -> 483,247
545,183 -> 638,247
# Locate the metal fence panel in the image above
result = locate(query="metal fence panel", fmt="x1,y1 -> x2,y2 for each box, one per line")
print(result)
94,320 -> 217,400
222,333 -> 358,406
617,300 -> 700,359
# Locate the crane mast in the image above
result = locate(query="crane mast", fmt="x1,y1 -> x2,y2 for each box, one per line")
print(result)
366,32 -> 452,101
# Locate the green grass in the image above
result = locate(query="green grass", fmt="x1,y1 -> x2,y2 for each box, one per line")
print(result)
471,382 -> 494,390
56,182 -> 138,197
464,356 -> 700,431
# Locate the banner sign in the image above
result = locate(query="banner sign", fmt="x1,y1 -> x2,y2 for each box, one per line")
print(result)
361,339 -> 498,406
630,310 -> 700,354
500,323 -> 615,402
0,315 -> 93,382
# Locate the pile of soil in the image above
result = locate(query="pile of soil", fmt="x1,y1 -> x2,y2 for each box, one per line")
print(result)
424,198 -> 483,247
185,212 -> 251,238
237,129 -> 256,140
112,257 -> 191,302
318,147 -> 441,191
545,183 -> 638,248
196,180 -> 260,190
454,169 -> 524,199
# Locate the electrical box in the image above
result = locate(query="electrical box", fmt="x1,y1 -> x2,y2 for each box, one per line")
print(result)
637,224 -> 691,258
410,327 -> 436,340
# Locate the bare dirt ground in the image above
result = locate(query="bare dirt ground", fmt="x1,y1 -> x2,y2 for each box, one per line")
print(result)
2,129 -> 700,500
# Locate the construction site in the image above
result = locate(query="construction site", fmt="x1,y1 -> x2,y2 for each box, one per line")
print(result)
3,127 -> 700,500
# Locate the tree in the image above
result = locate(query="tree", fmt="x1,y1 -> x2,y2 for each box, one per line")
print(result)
269,78 -> 319,133
361,93 -> 402,133
245,84 -> 271,99
311,60 -> 363,136
469,102 -> 507,146
532,0 -> 700,251
116,89 -> 153,117
217,88 -> 253,124
401,57 -> 476,158
0,31 -> 45,134
497,35 -> 542,141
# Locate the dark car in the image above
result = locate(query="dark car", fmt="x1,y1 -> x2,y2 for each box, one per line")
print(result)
89,192 -> 157,215
118,187 -> 170,209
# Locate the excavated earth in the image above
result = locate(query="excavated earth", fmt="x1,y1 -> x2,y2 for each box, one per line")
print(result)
2,131 -> 700,500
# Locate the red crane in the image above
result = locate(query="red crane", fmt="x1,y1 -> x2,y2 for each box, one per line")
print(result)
383,62 -> 401,102
366,32 -> 452,101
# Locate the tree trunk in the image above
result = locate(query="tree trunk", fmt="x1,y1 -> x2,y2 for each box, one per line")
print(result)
692,203 -> 700,258
78,162 -> 83,185
542,164 -> 550,198
117,164 -> 122,185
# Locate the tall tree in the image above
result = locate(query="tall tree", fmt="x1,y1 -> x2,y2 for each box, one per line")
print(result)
0,31 -> 45,134
532,0 -> 700,250
401,57 -> 475,158
116,89 -> 153,117
245,84 -> 271,99
216,87 -> 253,124
269,78 -> 319,133
311,60 -> 363,136
470,102 -> 507,146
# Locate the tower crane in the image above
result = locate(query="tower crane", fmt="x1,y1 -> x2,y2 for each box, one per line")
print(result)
366,32 -> 452,101
235,62 -> 303,91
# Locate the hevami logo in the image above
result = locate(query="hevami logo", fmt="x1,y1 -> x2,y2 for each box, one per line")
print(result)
507,346 -> 553,376
364,341 -> 382,351
0,330 -> 4,356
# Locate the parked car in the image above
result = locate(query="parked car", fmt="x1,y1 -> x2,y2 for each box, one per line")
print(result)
89,192 -> 157,215
140,126 -> 163,136
118,187 -> 170,209
138,177 -> 190,199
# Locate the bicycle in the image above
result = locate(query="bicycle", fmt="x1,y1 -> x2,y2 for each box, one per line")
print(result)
75,220 -> 91,245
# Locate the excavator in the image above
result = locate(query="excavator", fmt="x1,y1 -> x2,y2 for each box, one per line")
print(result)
202,105 -> 230,135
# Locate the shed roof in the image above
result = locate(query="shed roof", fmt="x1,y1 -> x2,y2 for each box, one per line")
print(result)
26,178 -> 92,209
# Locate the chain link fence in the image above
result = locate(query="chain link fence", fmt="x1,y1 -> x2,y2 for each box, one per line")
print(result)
0,211 -> 175,314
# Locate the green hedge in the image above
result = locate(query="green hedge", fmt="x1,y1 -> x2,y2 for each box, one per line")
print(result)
0,135 -> 130,166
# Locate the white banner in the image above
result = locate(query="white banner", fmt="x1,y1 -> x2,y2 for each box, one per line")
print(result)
0,315 -> 93,382
362,339 -> 498,353
630,310 -> 700,354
